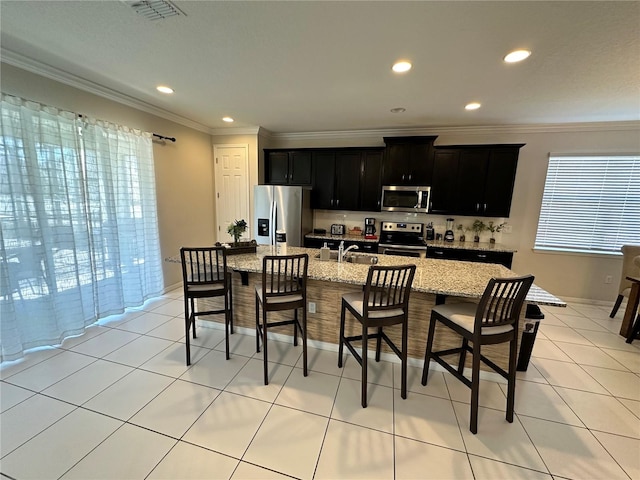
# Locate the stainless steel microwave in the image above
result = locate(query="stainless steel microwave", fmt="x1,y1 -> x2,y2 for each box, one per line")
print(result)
381,185 -> 430,213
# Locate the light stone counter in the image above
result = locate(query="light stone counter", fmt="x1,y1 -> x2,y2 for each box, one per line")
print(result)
425,240 -> 516,253
213,246 -> 563,307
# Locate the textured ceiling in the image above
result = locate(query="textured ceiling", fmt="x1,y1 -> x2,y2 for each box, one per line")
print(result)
1,1 -> 639,133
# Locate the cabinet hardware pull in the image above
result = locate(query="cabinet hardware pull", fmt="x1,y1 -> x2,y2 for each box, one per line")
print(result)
483,203 -> 487,212
476,203 -> 480,212
402,174 -> 405,181
477,254 -> 487,258
330,199 -> 334,206
337,199 -> 340,206
408,174 -> 412,180
434,251 -> 443,255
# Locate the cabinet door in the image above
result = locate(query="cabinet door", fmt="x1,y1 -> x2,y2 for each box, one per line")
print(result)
407,143 -> 433,185
456,149 -> 490,215
334,152 -> 361,210
311,151 -> 336,209
290,151 -> 312,185
381,144 -> 409,185
266,151 -> 289,184
483,148 -> 519,217
430,150 -> 459,214
360,150 -> 383,211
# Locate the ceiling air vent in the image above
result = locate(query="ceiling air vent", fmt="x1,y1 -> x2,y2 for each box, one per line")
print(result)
125,0 -> 186,21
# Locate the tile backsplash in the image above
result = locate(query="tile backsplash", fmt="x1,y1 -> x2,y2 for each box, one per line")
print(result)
312,210 -> 512,244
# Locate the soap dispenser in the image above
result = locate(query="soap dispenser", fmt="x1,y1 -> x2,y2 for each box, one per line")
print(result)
338,241 -> 345,263
320,242 -> 330,261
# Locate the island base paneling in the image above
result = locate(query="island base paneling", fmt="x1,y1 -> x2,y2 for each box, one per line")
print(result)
198,272 -> 528,373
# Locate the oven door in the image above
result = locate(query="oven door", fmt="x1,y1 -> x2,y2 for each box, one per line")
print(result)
378,244 -> 427,258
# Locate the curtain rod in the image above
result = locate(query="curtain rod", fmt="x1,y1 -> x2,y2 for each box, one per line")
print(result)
153,133 -> 176,142
76,114 -> 176,143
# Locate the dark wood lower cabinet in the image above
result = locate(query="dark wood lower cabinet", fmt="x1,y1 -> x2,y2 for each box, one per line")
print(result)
426,246 -> 513,268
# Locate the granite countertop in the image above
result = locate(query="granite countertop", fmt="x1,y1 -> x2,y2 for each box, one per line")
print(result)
166,246 -> 564,307
425,240 -> 517,253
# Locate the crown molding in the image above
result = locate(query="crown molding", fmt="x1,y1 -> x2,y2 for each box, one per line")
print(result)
210,126 -> 262,135
266,121 -> 640,142
1,49 -> 211,134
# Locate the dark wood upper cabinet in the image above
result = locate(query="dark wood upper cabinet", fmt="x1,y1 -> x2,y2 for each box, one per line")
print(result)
264,150 -> 312,185
311,151 -> 336,209
382,136 -> 437,186
334,151 -> 361,211
310,148 -> 383,211
360,150 -> 383,211
431,144 -> 523,217
430,150 -> 460,214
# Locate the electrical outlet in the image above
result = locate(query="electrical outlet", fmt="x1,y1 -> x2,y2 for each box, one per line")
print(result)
308,302 -> 316,314
502,224 -> 513,234
605,275 -> 613,284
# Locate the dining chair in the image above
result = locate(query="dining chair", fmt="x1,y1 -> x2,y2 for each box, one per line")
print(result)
180,246 -> 233,365
610,245 -> 640,318
338,264 -> 416,407
255,253 -> 309,385
421,274 -> 534,434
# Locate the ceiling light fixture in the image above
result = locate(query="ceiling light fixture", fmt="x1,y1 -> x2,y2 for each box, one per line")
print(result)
156,85 -> 174,94
392,61 -> 412,73
222,117 -> 234,123
465,102 -> 481,111
390,107 -> 406,113
504,49 -> 531,63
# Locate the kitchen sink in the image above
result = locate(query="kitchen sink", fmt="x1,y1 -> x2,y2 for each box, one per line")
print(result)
314,251 -> 379,265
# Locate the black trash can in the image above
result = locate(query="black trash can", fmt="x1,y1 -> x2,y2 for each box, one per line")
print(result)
517,304 -> 544,371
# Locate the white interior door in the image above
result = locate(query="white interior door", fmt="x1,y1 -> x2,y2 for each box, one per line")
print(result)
214,144 -> 250,243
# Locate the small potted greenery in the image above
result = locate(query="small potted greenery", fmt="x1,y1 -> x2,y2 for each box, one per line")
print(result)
487,221 -> 505,244
471,220 -> 487,243
456,224 -> 469,242
227,219 -> 247,245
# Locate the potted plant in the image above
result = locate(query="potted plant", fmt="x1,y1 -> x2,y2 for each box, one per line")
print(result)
487,221 -> 505,244
227,219 -> 247,245
471,220 -> 486,243
456,224 -> 469,242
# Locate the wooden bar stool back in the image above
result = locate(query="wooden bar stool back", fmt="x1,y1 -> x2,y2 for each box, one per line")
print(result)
180,246 -> 233,365
339,264 -> 416,408
255,253 -> 309,385
421,274 -> 534,434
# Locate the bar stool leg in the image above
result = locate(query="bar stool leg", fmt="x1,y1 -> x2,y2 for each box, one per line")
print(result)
338,301 -> 346,368
362,322 -> 368,408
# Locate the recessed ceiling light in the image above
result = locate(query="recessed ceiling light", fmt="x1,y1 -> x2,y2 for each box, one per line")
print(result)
392,61 -> 412,73
504,50 -> 531,63
465,102 -> 481,111
156,85 -> 174,94
390,107 -> 406,113
222,117 -> 234,123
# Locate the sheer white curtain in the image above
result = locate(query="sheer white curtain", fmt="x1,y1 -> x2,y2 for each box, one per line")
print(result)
0,94 -> 163,362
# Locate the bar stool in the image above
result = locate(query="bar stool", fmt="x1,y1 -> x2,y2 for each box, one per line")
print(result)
422,274 -> 534,434
255,253 -> 309,385
338,264 -> 416,407
610,245 -> 640,318
180,246 -> 233,365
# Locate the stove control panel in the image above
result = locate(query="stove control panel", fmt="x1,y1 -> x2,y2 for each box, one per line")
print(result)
380,222 -> 424,233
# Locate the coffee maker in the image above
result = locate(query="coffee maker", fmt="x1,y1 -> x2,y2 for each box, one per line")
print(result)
364,217 -> 377,238
444,218 -> 455,242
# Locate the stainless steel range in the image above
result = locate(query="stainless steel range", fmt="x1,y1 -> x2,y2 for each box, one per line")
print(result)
378,221 -> 427,258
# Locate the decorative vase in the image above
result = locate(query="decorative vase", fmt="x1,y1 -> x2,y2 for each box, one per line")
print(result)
474,235 -> 480,243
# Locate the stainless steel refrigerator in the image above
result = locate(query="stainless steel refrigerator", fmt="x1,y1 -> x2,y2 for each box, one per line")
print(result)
254,185 -> 313,247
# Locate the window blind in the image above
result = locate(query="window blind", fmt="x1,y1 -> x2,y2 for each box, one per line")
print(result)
534,154 -> 640,254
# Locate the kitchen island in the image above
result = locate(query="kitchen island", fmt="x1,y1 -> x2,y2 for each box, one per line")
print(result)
168,246 -> 564,370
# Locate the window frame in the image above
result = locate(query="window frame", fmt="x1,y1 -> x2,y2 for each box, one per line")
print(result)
533,153 -> 640,256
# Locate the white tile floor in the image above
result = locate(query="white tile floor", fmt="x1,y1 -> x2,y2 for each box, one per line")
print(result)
1,289 -> 639,479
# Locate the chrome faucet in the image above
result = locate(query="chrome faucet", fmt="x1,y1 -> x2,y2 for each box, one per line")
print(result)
340,244 -> 360,262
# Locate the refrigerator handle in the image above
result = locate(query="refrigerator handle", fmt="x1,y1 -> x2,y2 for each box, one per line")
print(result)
270,200 -> 276,246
